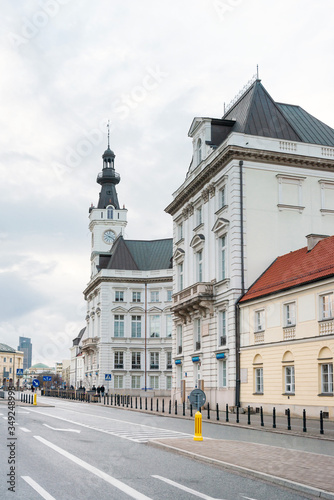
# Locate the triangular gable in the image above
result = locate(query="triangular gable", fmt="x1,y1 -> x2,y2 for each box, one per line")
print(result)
111,306 -> 128,313
212,218 -> 229,235
148,306 -> 163,313
173,247 -> 185,262
128,306 -> 145,313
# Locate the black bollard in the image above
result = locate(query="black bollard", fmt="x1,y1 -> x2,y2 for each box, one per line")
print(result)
273,407 -> 276,428
190,404 -> 193,417
225,403 -> 229,422
145,397 -> 147,410
162,399 -> 164,413
207,402 -> 210,420
320,411 -> 324,435
156,399 -> 159,412
183,401 -> 185,416
135,397 -> 137,409
287,408 -> 291,430
247,405 -> 251,425
151,398 -> 153,411
236,405 -> 239,423
260,406 -> 264,427
140,397 -> 142,410
169,399 -> 171,414
175,400 -> 177,415
303,409 -> 307,433
216,403 -> 219,421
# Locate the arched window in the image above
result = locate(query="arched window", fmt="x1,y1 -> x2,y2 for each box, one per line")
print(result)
107,205 -> 114,219
197,138 -> 202,164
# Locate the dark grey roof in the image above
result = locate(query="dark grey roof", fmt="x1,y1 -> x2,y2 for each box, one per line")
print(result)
105,236 -> 173,271
72,327 -> 86,346
0,343 -> 17,353
277,103 -> 334,147
221,80 -> 334,146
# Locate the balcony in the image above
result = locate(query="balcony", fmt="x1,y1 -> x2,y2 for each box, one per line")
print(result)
172,282 -> 214,323
131,365 -> 141,370
150,364 -> 159,370
319,319 -> 334,336
283,327 -> 296,340
254,331 -> 264,344
81,337 -> 99,352
114,364 -> 124,369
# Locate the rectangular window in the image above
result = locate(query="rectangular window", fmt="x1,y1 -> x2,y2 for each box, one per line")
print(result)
285,366 -> 295,393
220,186 -> 226,208
321,363 -> 333,393
167,290 -> 172,302
196,206 -> 202,226
150,315 -> 160,337
114,315 -> 124,337
219,310 -> 227,347
255,310 -> 265,332
178,222 -> 183,240
177,325 -> 183,354
150,352 -> 159,370
166,375 -> 172,390
178,263 -> 184,291
150,291 -> 159,302
132,292 -> 141,302
115,291 -> 124,302
131,352 -> 141,370
197,251 -> 203,283
131,375 -> 141,389
10,358 -> 12,363
194,318 -> 201,350
150,375 -> 159,389
114,351 -> 124,369
220,236 -> 226,280
255,367 -> 263,393
166,352 -> 172,369
114,375 -> 123,389
321,294 -> 334,320
218,359 -> 227,388
284,303 -> 296,327
131,316 -> 142,338
166,314 -> 172,338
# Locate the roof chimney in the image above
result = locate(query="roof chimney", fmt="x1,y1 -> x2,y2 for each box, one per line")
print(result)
306,234 -> 329,251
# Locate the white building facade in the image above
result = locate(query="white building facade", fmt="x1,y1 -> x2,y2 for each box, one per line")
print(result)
165,78 -> 334,407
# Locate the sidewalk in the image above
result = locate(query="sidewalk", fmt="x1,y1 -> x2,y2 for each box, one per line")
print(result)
149,437 -> 334,499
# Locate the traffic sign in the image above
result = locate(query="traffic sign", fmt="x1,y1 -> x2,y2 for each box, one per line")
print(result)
105,374 -> 112,381
16,369 -> 23,376
43,376 -> 52,382
189,389 -> 206,410
32,379 -> 40,387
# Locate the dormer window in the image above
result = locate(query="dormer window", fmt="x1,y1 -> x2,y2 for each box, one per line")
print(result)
197,138 -> 202,165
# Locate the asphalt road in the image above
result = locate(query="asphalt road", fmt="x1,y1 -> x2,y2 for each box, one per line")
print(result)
0,398 -> 324,500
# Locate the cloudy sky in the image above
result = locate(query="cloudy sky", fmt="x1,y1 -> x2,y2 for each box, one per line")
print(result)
0,0 -> 333,366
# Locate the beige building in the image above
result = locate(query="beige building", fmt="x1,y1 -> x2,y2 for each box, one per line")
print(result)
239,235 -> 334,418
0,343 -> 24,387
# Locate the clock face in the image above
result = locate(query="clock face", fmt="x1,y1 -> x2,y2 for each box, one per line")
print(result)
103,230 -> 115,244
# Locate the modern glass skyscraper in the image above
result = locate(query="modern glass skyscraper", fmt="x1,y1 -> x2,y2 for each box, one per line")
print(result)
18,337 -> 32,371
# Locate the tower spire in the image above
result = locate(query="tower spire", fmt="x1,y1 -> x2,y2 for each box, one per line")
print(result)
107,120 -> 110,149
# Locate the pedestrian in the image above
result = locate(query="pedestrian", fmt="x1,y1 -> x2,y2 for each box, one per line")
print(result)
97,386 -> 101,396
100,385 -> 105,396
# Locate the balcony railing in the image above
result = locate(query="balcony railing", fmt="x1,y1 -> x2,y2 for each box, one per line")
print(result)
81,337 -> 99,350
319,319 -> 334,336
114,364 -> 124,369
172,282 -> 214,322
150,364 -> 159,370
131,365 -> 141,370
254,331 -> 264,343
283,327 -> 296,340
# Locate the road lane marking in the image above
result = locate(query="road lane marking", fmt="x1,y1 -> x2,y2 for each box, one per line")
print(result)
152,475 -> 226,500
21,476 -> 56,500
43,424 -> 81,433
20,427 -> 31,432
31,409 -> 191,442
241,496 -> 259,500
34,436 -> 153,500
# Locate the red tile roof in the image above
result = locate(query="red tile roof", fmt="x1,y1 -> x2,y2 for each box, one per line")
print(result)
240,236 -> 334,303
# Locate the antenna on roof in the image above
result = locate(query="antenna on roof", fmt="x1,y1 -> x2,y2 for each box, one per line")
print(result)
107,119 -> 110,149
223,102 -> 226,114
224,73 -> 257,115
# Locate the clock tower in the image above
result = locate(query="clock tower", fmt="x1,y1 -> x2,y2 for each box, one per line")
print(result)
89,143 -> 128,277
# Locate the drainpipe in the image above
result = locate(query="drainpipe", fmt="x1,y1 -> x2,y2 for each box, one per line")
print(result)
235,160 -> 245,407
144,282 -> 147,391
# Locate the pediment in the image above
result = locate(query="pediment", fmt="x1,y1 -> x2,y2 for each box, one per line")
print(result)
111,306 -> 128,313
128,306 -> 145,313
173,247 -> 185,262
212,218 -> 229,236
190,234 -> 205,249
148,306 -> 163,313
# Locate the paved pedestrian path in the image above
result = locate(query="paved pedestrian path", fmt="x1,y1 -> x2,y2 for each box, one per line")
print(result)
149,437 -> 334,499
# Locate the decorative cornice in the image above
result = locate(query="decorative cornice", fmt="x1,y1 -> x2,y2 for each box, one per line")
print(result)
83,275 -> 172,298
165,145 -> 334,216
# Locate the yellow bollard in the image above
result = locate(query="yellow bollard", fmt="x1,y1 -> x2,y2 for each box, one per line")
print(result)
33,393 -> 37,406
193,411 -> 203,441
